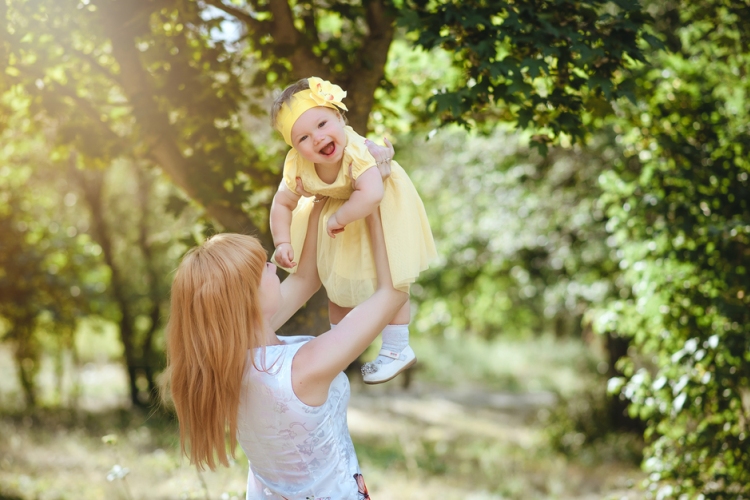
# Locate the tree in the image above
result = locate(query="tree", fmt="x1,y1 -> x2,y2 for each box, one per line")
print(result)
594,1 -> 750,495
401,0 -> 654,152
0,195 -> 90,407
400,128 -> 618,340
0,0 -> 644,344
1,0 -> 655,390
2,0 -> 652,231
72,161 -> 198,407
0,119 -> 99,408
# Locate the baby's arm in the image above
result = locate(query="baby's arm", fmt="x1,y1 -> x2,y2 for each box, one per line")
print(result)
270,180 -> 301,268
327,167 -> 384,238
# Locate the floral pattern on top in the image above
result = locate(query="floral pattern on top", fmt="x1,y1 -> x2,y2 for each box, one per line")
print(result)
237,336 -> 365,499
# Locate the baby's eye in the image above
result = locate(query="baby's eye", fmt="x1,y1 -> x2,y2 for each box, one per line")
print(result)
298,135 -> 308,143
318,120 -> 327,128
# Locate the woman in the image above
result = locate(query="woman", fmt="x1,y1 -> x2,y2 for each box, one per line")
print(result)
164,145 -> 402,499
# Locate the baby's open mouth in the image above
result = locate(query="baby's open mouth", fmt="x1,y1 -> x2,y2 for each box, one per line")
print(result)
319,142 -> 335,156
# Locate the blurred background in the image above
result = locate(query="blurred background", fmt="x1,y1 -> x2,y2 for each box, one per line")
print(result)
0,1 -> 748,499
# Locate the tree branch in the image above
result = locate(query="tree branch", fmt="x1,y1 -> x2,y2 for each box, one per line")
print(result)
300,2 -> 319,44
202,0 -> 267,34
268,0 -> 300,46
95,2 -> 264,237
339,0 -> 395,131
133,164 -> 162,390
268,1 -> 329,79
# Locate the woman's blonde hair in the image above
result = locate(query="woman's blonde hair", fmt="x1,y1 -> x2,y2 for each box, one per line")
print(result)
164,233 -> 267,470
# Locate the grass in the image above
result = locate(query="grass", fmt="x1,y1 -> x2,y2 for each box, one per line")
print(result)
0,331 -> 645,500
408,334 -> 602,395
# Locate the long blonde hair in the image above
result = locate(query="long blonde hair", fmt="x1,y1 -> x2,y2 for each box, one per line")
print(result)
164,233 -> 267,470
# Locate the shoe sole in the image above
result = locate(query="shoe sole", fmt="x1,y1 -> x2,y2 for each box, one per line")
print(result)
362,357 -> 417,385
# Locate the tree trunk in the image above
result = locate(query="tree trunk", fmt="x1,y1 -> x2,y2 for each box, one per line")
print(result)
95,1 -> 266,241
605,331 -> 644,433
95,1 -> 397,339
74,166 -> 148,407
134,166 -> 163,402
13,320 -> 39,409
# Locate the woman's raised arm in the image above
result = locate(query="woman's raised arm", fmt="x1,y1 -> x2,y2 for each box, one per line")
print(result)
269,200 -> 324,331
291,208 -> 408,406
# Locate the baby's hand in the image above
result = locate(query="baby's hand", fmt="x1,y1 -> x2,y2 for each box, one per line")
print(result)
274,243 -> 296,268
327,213 -> 345,239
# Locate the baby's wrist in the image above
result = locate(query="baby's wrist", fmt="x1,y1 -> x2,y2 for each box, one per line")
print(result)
275,241 -> 291,249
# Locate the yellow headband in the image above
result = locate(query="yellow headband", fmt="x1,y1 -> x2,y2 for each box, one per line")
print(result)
276,77 -> 348,146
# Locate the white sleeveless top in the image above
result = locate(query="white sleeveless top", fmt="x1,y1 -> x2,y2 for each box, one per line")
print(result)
236,335 -> 368,500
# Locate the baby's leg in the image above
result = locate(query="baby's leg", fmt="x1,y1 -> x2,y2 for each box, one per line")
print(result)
362,298 -> 417,384
329,297 -> 416,384
375,299 -> 411,364
328,299 -> 408,327
390,300 -> 410,325
328,301 -> 352,325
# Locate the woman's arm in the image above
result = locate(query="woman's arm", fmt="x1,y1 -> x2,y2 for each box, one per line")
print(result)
269,199 -> 323,331
292,208 -> 408,406
270,181 -> 302,267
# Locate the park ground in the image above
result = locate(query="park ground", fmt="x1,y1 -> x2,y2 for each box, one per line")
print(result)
0,333 -> 645,500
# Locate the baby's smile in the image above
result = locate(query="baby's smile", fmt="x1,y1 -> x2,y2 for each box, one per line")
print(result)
319,141 -> 336,157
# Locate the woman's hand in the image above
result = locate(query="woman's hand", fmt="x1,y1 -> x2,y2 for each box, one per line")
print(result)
295,177 -> 313,197
365,137 -> 395,180
296,177 -> 326,204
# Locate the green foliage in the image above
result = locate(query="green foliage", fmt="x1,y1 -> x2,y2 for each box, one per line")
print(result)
410,334 -> 601,395
546,388 -> 644,466
2,0 -> 272,232
0,103 -> 101,407
402,128 -> 617,339
370,39 -> 463,136
71,161 -> 202,406
593,1 -> 750,496
0,45 -> 201,406
400,0 -> 657,151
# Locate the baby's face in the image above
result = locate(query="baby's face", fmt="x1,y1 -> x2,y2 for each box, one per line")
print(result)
290,106 -> 347,167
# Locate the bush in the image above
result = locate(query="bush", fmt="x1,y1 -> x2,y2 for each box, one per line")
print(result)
593,2 -> 750,496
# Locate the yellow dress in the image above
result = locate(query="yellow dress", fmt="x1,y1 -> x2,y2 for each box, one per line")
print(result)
273,127 -> 437,308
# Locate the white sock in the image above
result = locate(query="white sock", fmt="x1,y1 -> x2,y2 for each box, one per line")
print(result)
374,324 -> 409,365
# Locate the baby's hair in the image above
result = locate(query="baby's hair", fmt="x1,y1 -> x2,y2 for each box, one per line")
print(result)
270,78 -> 309,130
270,77 -> 347,132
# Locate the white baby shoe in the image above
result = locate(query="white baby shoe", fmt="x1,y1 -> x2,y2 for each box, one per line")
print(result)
361,346 -> 416,384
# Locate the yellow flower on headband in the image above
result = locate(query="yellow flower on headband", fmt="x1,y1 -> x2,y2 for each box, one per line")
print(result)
308,77 -> 348,111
